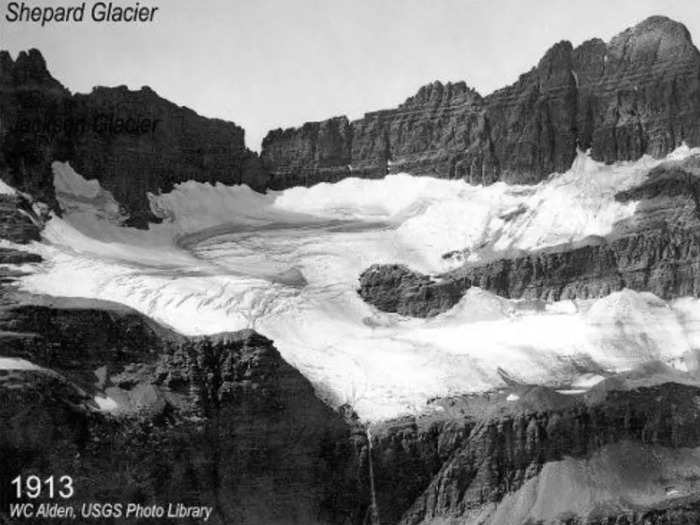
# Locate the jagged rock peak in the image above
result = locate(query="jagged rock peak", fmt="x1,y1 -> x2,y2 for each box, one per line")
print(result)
535,40 -> 576,84
536,15 -> 696,76
14,49 -> 58,83
399,80 -> 483,108
608,15 -> 698,63
538,40 -> 574,63
629,15 -> 693,41
0,50 -> 14,73
1,48 -> 65,91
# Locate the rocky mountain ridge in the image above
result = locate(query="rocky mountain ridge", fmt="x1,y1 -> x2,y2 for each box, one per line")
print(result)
262,16 -> 700,189
0,49 -> 266,227
3,16 -> 700,229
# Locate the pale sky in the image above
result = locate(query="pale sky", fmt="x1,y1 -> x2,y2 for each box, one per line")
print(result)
3,0 -> 700,150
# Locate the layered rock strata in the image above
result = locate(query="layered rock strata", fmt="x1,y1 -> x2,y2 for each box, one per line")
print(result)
359,155 -> 700,317
392,381 -> 700,524
263,16 -> 700,188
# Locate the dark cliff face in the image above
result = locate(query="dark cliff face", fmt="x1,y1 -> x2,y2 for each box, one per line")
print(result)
0,49 -> 267,227
345,378 -> 700,525
262,116 -> 354,189
0,297 -> 368,525
0,191 -> 44,284
262,16 -> 700,188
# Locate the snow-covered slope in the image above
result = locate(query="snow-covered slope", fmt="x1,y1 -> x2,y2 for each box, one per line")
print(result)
13,147 -> 700,420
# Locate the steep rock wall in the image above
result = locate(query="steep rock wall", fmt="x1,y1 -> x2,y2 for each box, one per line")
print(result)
263,16 -> 700,188
0,49 -> 266,227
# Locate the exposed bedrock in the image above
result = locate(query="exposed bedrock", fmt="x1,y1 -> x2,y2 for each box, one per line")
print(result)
0,296 -> 370,525
0,49 -> 266,227
0,192 -> 44,289
262,116 -> 356,189
0,193 -> 42,244
263,16 -> 700,187
353,378 -> 700,525
357,264 -> 467,318
359,226 -> 700,317
394,383 -> 700,525
367,417 -> 472,525
359,157 -> 700,317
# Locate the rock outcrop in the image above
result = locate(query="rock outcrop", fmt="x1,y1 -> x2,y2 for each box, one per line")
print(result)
0,190 -> 44,289
262,116 -> 355,189
324,375 -> 700,525
263,16 -> 700,188
0,49 -> 266,227
395,382 -> 700,525
358,264 -> 466,318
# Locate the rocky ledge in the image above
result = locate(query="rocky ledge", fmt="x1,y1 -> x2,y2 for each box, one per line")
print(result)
359,155 -> 700,317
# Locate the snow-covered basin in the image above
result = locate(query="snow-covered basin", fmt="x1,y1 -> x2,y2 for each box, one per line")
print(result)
14,146 -> 700,421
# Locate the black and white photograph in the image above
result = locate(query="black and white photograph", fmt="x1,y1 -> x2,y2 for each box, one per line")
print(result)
2,1 -> 700,523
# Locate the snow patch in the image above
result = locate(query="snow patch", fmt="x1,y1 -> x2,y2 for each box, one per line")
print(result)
571,373 -> 605,389
54,162 -> 103,199
53,163 -> 127,224
0,357 -> 41,370
0,179 -> 16,195
93,395 -> 119,412
556,389 -> 587,395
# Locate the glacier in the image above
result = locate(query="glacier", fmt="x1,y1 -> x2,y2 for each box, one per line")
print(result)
11,146 -> 700,420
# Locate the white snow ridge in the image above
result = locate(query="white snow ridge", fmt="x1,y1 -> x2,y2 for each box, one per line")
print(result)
16,147 -> 700,421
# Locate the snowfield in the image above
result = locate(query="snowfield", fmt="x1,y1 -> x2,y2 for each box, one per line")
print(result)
13,146 -> 700,420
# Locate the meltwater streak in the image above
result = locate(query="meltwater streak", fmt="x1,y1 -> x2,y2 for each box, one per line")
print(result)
16,147 -> 700,421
